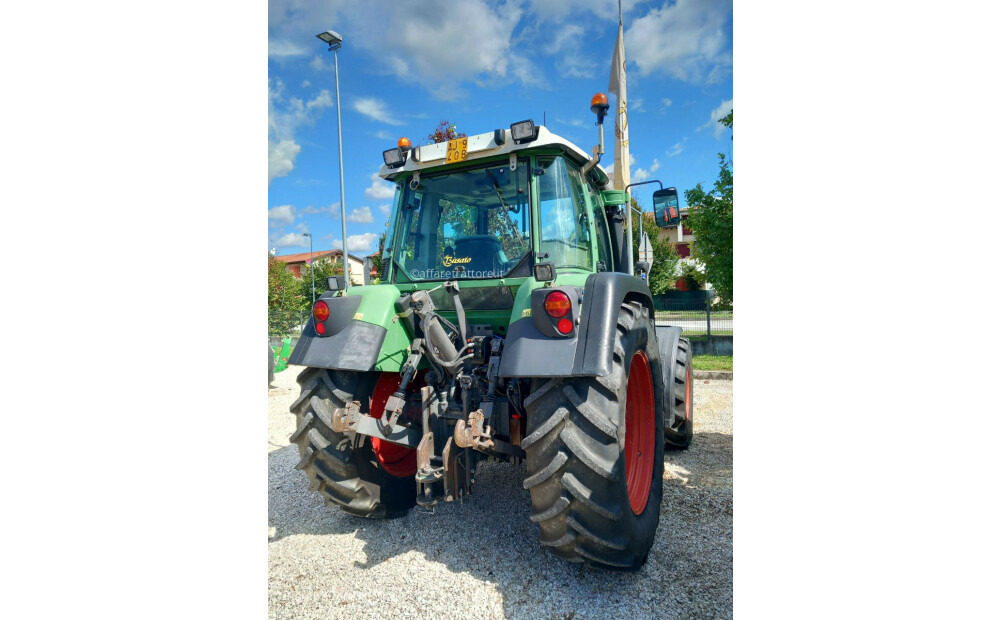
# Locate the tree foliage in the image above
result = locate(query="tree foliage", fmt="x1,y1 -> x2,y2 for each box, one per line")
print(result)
683,111 -> 733,303
268,255 -> 305,336
630,202 -> 681,296
427,121 -> 466,144
298,256 -> 343,304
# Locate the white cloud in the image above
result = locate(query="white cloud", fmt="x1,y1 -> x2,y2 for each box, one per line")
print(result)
627,0 -> 732,83
309,55 -> 329,71
632,98 -> 645,112
365,172 -> 396,200
273,233 -> 309,248
666,140 -> 686,158
661,98 -> 673,111
378,204 -> 391,215
528,0 -> 640,22
332,233 -> 380,253
374,130 -> 394,140
698,99 -> 733,139
268,205 -> 296,226
300,80 -> 311,88
347,206 -> 375,223
353,98 -> 403,125
632,158 -> 661,182
268,79 -> 334,184
268,39 -> 308,58
268,139 -> 300,185
327,202 -> 341,218
632,158 -> 660,183
268,1 -> 344,60
346,0 -> 536,99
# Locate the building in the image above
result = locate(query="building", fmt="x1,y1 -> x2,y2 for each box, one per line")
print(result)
273,249 -> 367,285
654,207 -> 694,258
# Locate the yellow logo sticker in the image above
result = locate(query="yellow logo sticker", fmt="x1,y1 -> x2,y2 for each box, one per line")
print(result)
442,255 -> 473,267
353,312 -> 364,320
521,309 -> 531,318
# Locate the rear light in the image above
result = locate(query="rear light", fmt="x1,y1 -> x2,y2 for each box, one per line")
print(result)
313,300 -> 330,322
544,291 -> 571,318
315,321 -> 326,335
556,318 -> 573,334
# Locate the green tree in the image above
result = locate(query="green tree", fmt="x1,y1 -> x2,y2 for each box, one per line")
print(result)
630,203 -> 681,295
371,230 -> 386,280
298,255 -> 344,302
268,254 -> 305,337
683,111 -> 733,303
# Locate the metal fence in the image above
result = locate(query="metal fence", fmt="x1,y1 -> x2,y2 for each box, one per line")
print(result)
268,308 -> 309,339
652,298 -> 733,338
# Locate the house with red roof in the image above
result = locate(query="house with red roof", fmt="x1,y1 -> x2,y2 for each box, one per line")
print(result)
273,249 -> 367,285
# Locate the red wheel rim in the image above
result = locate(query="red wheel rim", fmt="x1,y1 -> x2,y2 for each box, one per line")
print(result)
625,350 -> 655,514
369,373 -> 419,477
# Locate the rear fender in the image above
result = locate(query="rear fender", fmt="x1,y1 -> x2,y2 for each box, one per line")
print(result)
287,284 -> 412,373
499,272 -> 654,378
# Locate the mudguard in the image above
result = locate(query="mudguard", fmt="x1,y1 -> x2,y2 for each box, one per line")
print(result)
287,285 -> 412,373
499,272 -> 653,378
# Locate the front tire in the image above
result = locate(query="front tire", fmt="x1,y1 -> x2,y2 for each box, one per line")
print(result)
289,368 -> 416,519
522,302 -> 665,570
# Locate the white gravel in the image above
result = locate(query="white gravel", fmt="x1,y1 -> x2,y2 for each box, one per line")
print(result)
269,366 -> 733,619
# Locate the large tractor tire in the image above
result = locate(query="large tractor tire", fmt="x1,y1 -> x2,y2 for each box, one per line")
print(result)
664,336 -> 694,450
522,302 -> 665,570
289,368 -> 416,519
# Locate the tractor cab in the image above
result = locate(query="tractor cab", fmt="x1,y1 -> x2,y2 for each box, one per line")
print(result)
378,122 -> 619,286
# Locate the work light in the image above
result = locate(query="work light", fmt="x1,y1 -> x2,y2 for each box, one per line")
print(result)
510,120 -> 539,144
383,147 -> 406,168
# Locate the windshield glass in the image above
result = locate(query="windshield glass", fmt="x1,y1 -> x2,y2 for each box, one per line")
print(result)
393,159 -> 530,281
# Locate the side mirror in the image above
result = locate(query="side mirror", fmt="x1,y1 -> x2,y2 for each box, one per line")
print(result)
653,187 -> 681,228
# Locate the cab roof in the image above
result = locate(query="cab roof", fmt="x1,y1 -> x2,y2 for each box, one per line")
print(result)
377,125 -> 610,187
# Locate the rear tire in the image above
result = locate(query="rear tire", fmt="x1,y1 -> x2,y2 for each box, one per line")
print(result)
289,368 -> 416,519
522,302 -> 665,570
664,337 -> 694,449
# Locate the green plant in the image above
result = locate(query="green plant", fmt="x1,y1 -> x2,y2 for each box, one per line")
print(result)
630,206 -> 680,295
676,261 -> 706,291
268,254 -> 305,337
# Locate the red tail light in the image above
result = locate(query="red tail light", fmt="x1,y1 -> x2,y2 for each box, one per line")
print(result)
544,291 -> 571,318
556,318 -> 573,334
313,300 -> 330,322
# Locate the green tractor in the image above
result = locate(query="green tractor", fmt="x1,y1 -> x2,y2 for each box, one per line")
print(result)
287,93 -> 693,571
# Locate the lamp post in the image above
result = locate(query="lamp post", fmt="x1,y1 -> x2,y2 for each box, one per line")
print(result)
316,29 -> 350,289
302,232 -> 315,304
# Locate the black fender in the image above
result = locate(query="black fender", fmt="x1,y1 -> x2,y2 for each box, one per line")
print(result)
499,272 -> 654,378
286,294 -> 387,372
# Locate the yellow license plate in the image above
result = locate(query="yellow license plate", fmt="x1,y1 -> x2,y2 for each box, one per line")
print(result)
446,137 -> 469,163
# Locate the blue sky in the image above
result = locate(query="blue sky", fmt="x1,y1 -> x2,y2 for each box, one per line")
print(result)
268,0 -> 733,257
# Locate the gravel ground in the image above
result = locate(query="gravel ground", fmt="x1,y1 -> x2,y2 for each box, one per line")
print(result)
268,366 -> 733,619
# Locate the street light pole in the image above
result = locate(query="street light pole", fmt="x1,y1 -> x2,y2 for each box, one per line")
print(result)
317,30 -> 350,289
303,232 -> 315,304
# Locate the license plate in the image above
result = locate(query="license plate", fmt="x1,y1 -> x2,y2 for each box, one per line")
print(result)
446,137 -> 469,163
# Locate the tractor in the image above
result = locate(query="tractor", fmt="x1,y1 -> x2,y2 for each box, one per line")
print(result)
287,93 -> 693,571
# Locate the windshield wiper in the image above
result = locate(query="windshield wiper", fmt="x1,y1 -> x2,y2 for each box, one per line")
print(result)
485,169 -> 510,212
